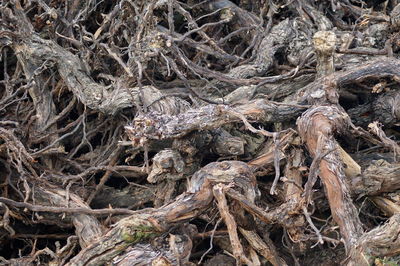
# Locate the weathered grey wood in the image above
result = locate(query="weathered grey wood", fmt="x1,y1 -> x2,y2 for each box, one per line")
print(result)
67,161 -> 257,265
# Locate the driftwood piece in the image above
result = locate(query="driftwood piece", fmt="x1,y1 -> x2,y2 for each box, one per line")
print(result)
3,3 -> 189,116
147,149 -> 185,183
348,89 -> 400,127
211,128 -> 245,156
297,106 -> 365,264
125,99 -> 305,143
298,31 -> 365,265
351,159 -> 400,196
282,148 -> 307,250
338,146 -> 362,178
91,184 -> 155,210
352,214 -> 400,264
112,228 -> 194,266
368,121 -> 400,158
239,228 -> 288,266
15,32 -> 188,115
248,130 -> 295,171
313,31 -> 336,78
290,58 -> 400,104
222,19 -> 296,81
33,187 -> 103,249
66,161 -> 257,265
371,196 -> 400,216
213,184 -> 253,265
225,189 -> 305,230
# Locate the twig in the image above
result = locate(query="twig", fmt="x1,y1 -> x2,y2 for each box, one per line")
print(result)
302,206 -> 324,247
226,108 -> 274,137
86,147 -> 122,204
270,132 -> 281,195
239,228 -> 287,266
303,134 -> 336,205
213,184 -> 254,266
0,197 -> 135,215
198,218 -> 223,264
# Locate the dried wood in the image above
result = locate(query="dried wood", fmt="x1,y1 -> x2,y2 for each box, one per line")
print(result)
1,0 -> 400,265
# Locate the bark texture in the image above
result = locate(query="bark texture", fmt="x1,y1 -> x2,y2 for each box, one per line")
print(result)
1,0 -> 400,265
